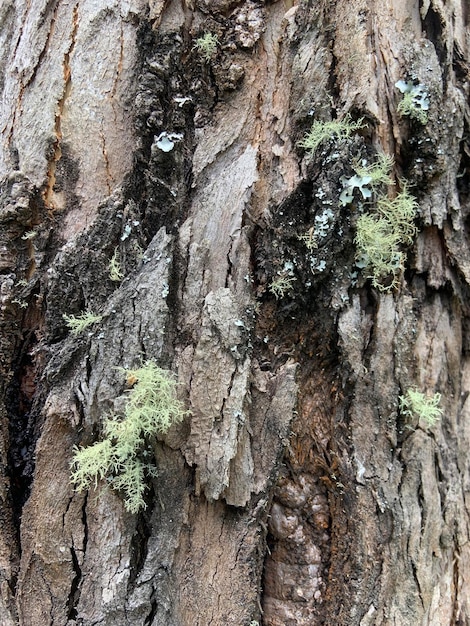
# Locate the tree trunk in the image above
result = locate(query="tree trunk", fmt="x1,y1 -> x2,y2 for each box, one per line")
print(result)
0,0 -> 469,624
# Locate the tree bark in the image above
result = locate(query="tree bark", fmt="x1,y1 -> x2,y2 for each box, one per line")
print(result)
0,0 -> 469,624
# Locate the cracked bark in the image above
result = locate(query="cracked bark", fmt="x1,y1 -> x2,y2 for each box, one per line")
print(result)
0,0 -> 469,625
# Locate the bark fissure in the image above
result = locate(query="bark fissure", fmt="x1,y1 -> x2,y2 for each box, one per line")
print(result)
42,3 -> 79,211
66,544 -> 82,620
6,323 -> 42,532
143,594 -> 158,626
5,1 -> 60,148
99,130 -> 113,196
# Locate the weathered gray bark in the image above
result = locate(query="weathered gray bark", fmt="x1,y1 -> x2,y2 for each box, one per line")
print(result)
0,0 -> 469,624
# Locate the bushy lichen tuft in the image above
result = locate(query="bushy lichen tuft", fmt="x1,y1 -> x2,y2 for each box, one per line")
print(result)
355,186 -> 418,290
194,32 -> 219,62
21,230 -> 37,240
376,186 -> 417,244
71,361 -> 186,513
400,388 -> 443,428
70,439 -> 115,491
298,114 -> 365,155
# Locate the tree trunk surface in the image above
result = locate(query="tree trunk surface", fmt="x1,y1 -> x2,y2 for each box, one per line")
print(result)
0,0 -> 469,624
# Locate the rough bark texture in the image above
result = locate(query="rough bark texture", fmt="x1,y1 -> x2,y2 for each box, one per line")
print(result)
0,0 -> 469,624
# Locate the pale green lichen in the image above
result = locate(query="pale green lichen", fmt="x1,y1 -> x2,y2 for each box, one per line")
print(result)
194,33 -> 219,62
109,247 -> 124,282
63,311 -> 103,334
354,186 -> 418,290
400,388 -> 443,427
71,361 -> 186,513
299,114 -> 365,155
352,153 -> 394,188
269,275 -> 295,299
21,230 -> 37,240
376,186 -> 417,244
298,228 -> 318,251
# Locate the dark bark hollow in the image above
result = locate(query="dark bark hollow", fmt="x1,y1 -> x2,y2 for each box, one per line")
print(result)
0,0 -> 469,624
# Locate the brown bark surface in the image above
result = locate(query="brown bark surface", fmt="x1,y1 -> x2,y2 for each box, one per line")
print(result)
0,0 -> 469,624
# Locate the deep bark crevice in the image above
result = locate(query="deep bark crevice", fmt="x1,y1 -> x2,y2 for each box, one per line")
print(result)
258,299 -> 342,625
5,325 -> 43,532
128,507 -> 153,588
422,5 -> 448,81
143,594 -> 158,626
458,121 -> 470,211
66,545 -> 82,620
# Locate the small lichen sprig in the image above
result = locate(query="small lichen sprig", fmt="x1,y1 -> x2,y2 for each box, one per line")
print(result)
71,361 -> 187,513
21,230 -> 37,240
63,311 -> 103,334
298,114 -> 365,155
298,228 -> 318,251
354,186 -> 418,290
395,80 -> 429,124
109,247 -> 124,282
194,32 -> 219,62
269,274 -> 295,299
12,298 -> 28,309
400,388 -> 443,428
340,153 -> 394,206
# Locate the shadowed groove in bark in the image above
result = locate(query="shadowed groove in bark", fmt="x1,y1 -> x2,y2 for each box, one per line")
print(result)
422,4 -> 447,71
253,247 -> 345,624
6,338 -> 38,530
68,492 -> 87,620
66,545 -> 81,620
130,22 -> 196,242
458,121 -> 470,210
144,595 -> 158,626
43,4 -> 79,211
4,238 -> 46,536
